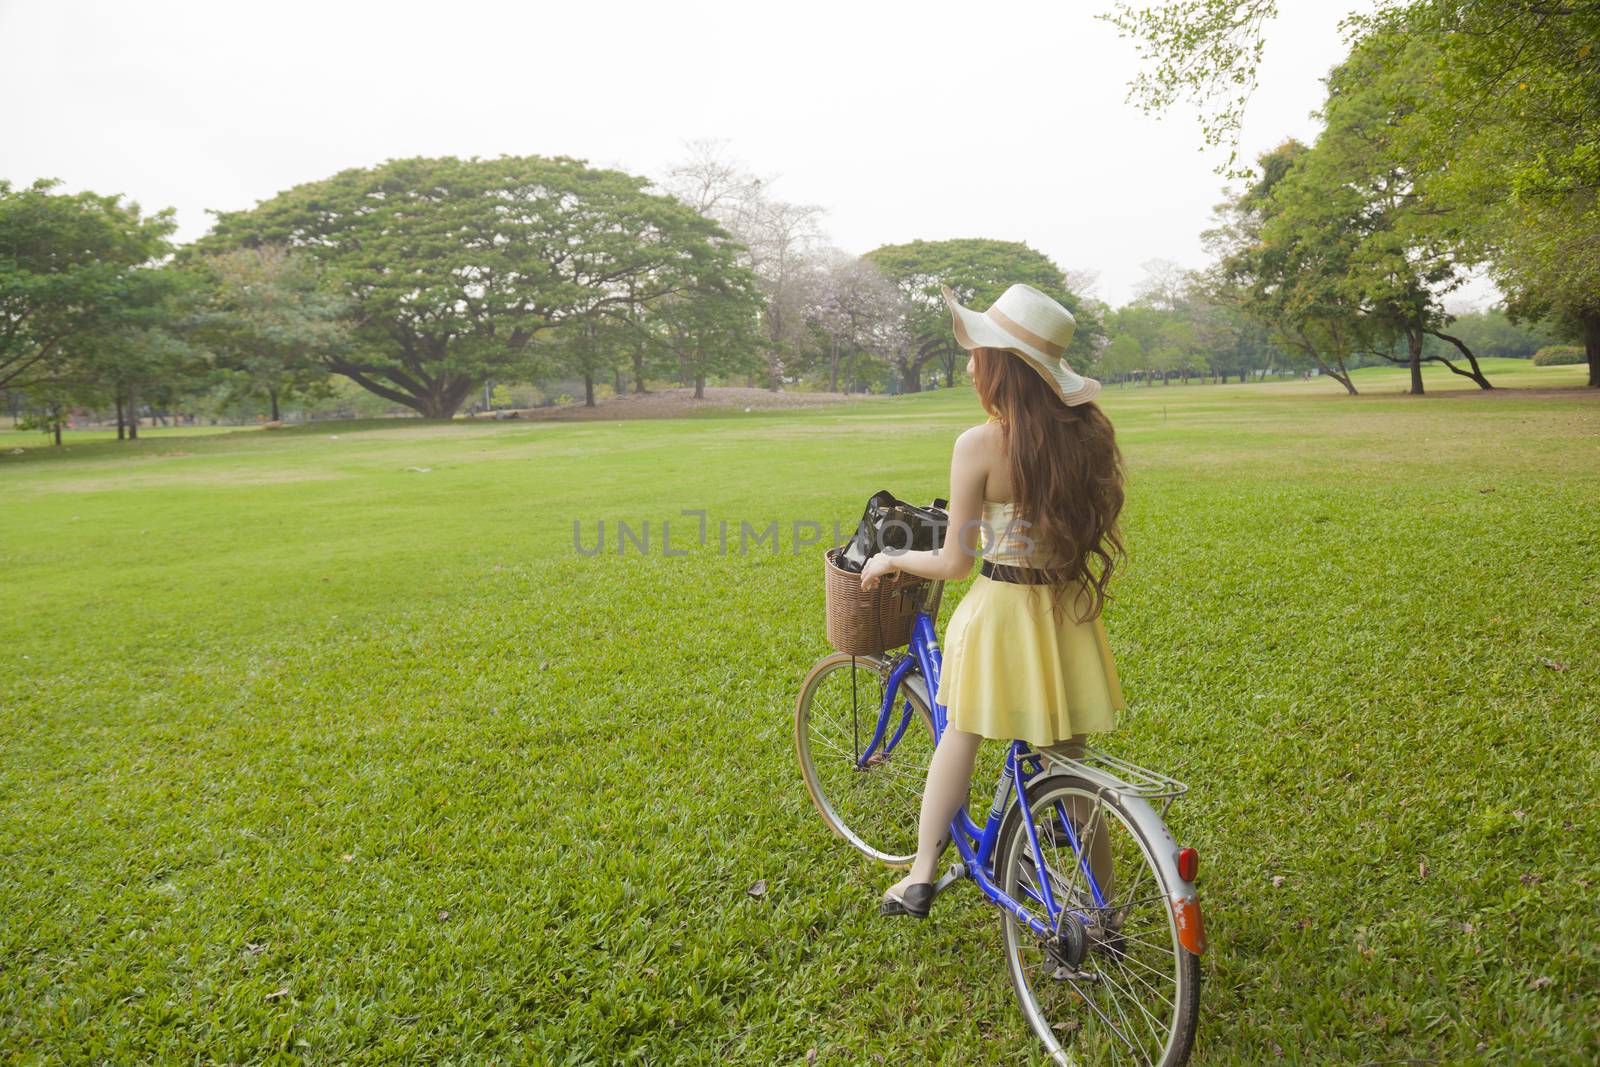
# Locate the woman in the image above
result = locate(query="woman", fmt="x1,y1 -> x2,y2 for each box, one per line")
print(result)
859,282 -> 1127,919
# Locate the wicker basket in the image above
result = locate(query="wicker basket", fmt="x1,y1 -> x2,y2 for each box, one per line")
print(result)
823,546 -> 929,655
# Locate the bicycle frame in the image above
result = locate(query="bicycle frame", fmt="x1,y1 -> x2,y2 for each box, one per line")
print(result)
850,597 -> 1104,943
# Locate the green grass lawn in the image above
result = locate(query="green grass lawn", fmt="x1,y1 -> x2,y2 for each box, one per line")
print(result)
2,365 -> 1596,1064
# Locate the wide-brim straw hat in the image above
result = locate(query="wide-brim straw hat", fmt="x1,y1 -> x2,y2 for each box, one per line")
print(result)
942,283 -> 1101,406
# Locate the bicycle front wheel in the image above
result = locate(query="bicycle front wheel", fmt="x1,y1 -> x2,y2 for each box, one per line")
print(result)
794,651 -> 935,865
994,773 -> 1200,1067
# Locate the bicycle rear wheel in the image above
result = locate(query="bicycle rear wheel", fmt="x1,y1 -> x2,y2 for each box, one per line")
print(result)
794,652 -> 935,865
994,773 -> 1200,1067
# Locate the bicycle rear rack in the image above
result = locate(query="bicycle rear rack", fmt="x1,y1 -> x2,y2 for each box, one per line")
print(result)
1035,746 -> 1189,815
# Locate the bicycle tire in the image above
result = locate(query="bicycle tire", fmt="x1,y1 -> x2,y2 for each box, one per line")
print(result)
993,772 -> 1201,1067
794,651 -> 936,866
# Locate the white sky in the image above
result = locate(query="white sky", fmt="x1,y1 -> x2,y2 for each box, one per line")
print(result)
0,0 -> 1492,308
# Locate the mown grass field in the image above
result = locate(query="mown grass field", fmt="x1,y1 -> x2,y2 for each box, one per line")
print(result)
3,358 -> 1597,1064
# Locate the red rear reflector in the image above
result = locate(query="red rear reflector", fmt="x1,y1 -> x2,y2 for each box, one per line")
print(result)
1177,847 -> 1199,882
1172,896 -> 1207,954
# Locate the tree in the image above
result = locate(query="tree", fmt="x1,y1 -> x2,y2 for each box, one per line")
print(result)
1205,141 -> 1366,394
866,238 -> 1105,393
1,178 -> 176,395
543,316 -> 619,408
1100,0 -> 1280,175
643,279 -> 766,399
808,251 -> 908,393
1185,293 -> 1280,382
1097,333 -> 1144,384
1108,0 -> 1600,388
663,141 -> 824,391
197,155 -> 743,419
186,245 -> 350,421
71,264 -> 209,441
1130,258 -> 1191,311
1384,1 -> 1600,387
1305,28 -> 1491,393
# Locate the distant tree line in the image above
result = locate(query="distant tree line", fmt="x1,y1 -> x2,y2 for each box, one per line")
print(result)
2,145 -> 1106,443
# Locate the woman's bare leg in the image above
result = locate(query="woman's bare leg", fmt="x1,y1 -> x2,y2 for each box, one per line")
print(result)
887,727 -> 982,895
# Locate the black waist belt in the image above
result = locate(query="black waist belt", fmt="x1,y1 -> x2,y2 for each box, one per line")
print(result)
980,559 -> 1057,585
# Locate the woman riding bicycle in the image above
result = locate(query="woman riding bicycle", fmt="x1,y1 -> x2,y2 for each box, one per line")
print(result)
859,282 -> 1127,919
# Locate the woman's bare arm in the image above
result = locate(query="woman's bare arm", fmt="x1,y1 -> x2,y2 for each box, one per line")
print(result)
860,426 -> 988,588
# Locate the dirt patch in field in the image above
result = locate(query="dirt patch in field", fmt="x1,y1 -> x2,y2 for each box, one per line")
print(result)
485,387 -> 872,422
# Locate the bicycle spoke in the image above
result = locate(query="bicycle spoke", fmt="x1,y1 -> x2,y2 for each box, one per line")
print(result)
1063,971 -> 1141,1059
1098,942 -> 1178,1008
1092,956 -> 1169,1055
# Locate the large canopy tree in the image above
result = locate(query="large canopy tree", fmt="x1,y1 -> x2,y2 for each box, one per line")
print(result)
865,238 -> 1104,393
196,155 -> 747,418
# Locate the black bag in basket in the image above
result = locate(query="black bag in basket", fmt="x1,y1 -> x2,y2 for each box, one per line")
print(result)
835,489 -> 950,574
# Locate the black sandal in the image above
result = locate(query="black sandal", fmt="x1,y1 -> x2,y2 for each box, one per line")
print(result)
879,882 -> 933,919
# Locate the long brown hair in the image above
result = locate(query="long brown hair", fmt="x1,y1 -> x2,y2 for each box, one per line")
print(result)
970,346 -> 1126,624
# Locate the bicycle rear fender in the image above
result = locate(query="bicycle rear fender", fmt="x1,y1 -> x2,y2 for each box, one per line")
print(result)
1022,768 -> 1207,955
902,672 -> 933,712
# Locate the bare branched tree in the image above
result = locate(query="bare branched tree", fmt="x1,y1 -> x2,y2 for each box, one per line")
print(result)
808,250 -> 909,393
662,140 -> 826,390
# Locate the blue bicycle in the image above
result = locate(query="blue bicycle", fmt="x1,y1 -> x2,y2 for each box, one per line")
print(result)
796,577 -> 1206,1066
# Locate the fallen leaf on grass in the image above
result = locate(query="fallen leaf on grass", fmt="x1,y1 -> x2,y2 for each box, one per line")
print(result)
747,879 -> 767,898
1419,861 -> 1429,879
264,987 -> 290,1001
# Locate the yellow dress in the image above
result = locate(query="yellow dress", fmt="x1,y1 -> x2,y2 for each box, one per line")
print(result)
933,499 -> 1124,746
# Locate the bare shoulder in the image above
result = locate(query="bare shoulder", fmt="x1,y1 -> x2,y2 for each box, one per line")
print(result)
955,420 -> 1004,457
951,422 -> 1002,489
